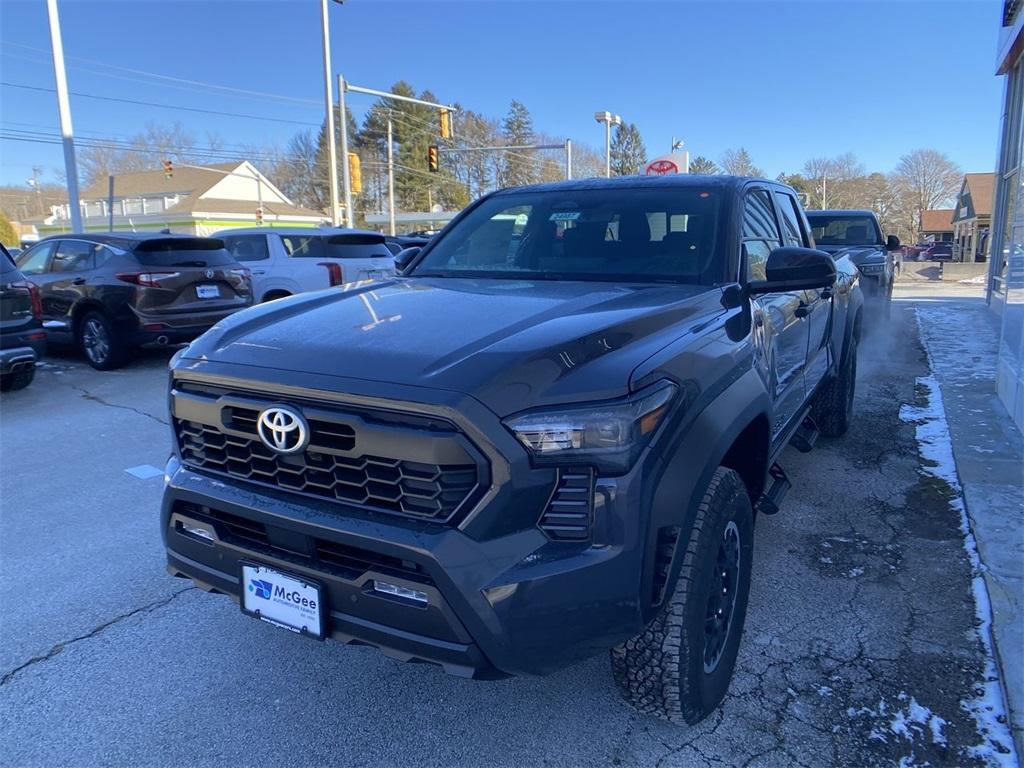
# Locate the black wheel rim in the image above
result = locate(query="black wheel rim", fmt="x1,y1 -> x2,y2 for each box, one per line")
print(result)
704,520 -> 741,673
82,318 -> 110,364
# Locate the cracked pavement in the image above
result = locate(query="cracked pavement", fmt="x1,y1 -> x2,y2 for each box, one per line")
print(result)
0,304 -> 1014,767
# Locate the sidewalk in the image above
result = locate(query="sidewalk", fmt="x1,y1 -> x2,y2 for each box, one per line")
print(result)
896,283 -> 1024,759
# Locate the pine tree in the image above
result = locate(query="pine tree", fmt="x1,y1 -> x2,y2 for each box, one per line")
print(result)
499,101 -> 536,188
610,123 -> 647,176
689,155 -> 719,175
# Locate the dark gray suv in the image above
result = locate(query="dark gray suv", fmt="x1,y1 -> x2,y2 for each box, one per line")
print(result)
162,176 -> 863,725
17,233 -> 252,369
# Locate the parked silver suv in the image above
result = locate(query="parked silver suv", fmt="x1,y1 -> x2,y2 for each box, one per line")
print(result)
217,228 -> 396,303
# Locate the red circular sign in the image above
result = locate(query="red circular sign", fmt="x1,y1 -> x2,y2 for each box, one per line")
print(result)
646,159 -> 679,175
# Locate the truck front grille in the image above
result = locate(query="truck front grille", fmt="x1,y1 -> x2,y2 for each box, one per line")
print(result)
171,380 -> 487,524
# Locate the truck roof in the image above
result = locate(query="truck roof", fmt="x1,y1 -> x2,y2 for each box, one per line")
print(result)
496,174 -> 778,196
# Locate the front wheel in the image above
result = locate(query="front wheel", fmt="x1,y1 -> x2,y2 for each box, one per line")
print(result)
611,467 -> 754,725
78,311 -> 128,370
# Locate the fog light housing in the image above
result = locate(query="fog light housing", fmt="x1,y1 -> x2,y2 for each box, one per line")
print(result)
372,580 -> 428,604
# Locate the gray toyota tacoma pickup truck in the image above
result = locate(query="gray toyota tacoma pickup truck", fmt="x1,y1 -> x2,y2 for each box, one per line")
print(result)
162,175 -> 863,724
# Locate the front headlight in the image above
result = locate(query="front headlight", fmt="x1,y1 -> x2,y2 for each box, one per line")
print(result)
502,381 -> 677,474
858,262 -> 886,275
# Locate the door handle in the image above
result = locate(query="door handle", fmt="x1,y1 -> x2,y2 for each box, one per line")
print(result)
72,278 -> 86,285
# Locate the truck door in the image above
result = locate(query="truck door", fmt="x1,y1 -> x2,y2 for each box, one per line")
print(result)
743,189 -> 808,439
775,191 -> 831,393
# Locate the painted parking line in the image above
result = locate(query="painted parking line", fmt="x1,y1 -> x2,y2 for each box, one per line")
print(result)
124,464 -> 164,480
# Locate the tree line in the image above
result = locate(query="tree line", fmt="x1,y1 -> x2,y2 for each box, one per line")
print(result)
689,147 -> 963,242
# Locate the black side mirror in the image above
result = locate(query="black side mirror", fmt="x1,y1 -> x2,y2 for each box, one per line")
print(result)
748,246 -> 836,294
394,246 -> 421,273
886,234 -> 901,251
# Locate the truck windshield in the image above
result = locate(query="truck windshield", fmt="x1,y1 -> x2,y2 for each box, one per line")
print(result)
411,187 -> 724,284
806,214 -> 882,246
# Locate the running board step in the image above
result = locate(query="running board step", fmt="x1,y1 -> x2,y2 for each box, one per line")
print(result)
757,463 -> 791,516
789,414 -> 820,454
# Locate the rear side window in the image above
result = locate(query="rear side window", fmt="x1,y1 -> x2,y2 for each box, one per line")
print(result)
280,235 -> 325,259
324,234 -> 391,259
132,237 -> 234,267
50,240 -> 95,272
16,241 -> 57,275
742,190 -> 780,282
223,235 -> 270,262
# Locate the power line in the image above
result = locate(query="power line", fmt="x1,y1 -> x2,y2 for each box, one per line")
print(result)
0,130 -> 283,164
1,41 -> 323,107
0,81 -> 321,127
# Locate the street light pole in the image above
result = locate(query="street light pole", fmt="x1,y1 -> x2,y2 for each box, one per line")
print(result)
46,0 -> 81,233
595,111 -> 621,178
565,139 -> 572,180
386,113 -> 396,237
320,0 -> 340,226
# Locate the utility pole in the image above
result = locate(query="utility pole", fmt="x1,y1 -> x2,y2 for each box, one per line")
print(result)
28,167 -> 44,216
337,75 -> 352,227
320,0 -> 340,226
386,113 -> 396,236
46,0 -> 81,233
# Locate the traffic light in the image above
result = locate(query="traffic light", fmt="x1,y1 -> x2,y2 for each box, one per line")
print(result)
162,159 -> 173,179
428,145 -> 439,173
347,152 -> 362,194
255,207 -> 263,225
439,108 -> 452,140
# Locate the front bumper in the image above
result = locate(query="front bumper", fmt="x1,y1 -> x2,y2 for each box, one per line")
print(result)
162,443 -> 650,678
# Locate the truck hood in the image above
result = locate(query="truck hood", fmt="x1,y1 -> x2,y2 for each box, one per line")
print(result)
182,277 -> 725,415
816,244 -> 886,265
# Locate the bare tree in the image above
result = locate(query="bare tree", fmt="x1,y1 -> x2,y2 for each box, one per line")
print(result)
893,148 -> 962,235
720,148 -> 764,177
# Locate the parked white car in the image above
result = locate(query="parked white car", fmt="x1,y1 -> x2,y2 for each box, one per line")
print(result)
215,227 -> 396,302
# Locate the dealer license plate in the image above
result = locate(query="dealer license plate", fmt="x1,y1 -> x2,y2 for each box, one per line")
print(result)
240,563 -> 324,639
196,284 -> 220,299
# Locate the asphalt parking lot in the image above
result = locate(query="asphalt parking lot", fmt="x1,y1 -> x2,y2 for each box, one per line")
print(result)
0,294 -> 1013,767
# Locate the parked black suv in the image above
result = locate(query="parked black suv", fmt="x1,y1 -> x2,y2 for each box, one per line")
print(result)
162,176 -> 863,724
0,245 -> 45,391
806,209 -> 900,318
16,233 -> 252,369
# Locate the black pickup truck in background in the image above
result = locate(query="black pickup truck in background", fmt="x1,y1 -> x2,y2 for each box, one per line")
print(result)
161,175 -> 863,725
806,209 -> 901,319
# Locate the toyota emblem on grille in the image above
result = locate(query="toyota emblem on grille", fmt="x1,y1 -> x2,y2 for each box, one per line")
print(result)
257,406 -> 309,454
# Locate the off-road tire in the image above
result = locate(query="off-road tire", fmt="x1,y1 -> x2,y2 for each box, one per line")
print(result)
812,335 -> 858,437
78,311 -> 128,370
0,368 -> 34,391
611,467 -> 754,725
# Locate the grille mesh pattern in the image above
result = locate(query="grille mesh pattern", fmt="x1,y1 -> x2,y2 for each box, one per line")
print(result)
176,420 -> 477,521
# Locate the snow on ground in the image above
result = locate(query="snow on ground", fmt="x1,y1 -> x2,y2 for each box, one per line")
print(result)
898,307 -> 1019,767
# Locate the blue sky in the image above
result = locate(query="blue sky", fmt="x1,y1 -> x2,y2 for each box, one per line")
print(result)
0,0 -> 1006,188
